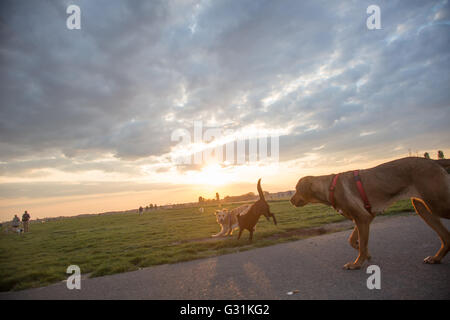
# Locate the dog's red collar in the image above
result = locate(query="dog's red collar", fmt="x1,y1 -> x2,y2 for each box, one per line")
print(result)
329,174 -> 340,210
329,171 -> 372,214
353,170 -> 372,214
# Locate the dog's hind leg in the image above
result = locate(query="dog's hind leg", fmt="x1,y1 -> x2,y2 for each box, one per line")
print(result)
412,198 -> 450,264
249,229 -> 254,243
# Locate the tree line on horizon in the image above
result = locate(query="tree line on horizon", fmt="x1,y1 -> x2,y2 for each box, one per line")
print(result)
423,150 -> 445,160
423,150 -> 449,173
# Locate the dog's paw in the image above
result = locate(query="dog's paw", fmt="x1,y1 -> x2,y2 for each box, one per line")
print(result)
343,262 -> 362,270
423,256 -> 441,264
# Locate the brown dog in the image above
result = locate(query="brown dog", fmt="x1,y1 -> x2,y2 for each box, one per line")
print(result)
237,179 -> 277,242
290,157 -> 450,270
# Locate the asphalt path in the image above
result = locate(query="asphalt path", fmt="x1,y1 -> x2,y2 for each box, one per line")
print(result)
1,214 -> 449,300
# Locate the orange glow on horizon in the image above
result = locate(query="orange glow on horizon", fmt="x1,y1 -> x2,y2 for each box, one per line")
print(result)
1,150 -> 449,222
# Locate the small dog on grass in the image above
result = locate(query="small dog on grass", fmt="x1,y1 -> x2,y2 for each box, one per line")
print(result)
212,205 -> 251,237
237,179 -> 277,242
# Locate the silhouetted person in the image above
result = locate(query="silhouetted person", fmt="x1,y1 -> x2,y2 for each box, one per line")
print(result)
22,211 -> 30,232
138,206 -> 143,215
12,214 -> 20,232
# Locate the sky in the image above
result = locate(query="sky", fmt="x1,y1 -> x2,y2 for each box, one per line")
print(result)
0,0 -> 449,221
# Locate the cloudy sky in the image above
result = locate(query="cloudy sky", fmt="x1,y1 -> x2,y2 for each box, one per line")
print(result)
0,0 -> 449,221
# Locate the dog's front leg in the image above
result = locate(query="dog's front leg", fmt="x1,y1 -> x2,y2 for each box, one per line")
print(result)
348,225 -> 372,261
237,228 -> 243,240
344,214 -> 373,270
348,225 -> 359,249
226,224 -> 237,236
212,226 -> 225,237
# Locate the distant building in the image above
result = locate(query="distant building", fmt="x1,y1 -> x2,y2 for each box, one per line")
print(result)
266,191 -> 295,200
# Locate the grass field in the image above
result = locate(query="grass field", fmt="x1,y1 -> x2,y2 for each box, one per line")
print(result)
0,199 -> 414,291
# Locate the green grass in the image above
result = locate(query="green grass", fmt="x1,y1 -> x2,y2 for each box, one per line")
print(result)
0,199 -> 414,291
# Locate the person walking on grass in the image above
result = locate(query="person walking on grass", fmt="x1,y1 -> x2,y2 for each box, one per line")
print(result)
12,214 -> 20,233
22,211 -> 30,233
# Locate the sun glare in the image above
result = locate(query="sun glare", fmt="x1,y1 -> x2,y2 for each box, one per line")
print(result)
187,164 -> 234,186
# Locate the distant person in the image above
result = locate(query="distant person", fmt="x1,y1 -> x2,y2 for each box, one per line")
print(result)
22,211 -> 30,232
138,206 -> 143,215
12,214 -> 20,232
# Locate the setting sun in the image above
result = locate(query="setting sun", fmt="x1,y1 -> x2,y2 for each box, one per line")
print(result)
188,165 -> 234,186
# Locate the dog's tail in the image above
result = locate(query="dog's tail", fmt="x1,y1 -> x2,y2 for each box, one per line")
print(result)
257,178 -> 277,225
257,178 -> 265,201
434,159 -> 450,169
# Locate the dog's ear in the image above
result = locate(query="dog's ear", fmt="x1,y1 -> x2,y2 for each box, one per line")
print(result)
298,176 -> 314,198
309,177 -> 320,193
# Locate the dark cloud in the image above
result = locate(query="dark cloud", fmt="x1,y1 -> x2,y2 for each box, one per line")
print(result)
0,0 -> 449,181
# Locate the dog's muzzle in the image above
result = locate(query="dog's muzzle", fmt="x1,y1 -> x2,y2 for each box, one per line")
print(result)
290,195 -> 304,207
290,195 -> 298,206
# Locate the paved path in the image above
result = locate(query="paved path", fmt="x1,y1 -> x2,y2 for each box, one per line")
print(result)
2,214 -> 449,299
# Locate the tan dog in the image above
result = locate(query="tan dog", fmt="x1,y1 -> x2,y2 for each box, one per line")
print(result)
290,157 -> 450,270
212,205 -> 251,237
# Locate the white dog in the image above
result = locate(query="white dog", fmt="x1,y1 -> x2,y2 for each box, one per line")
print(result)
212,205 -> 251,237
